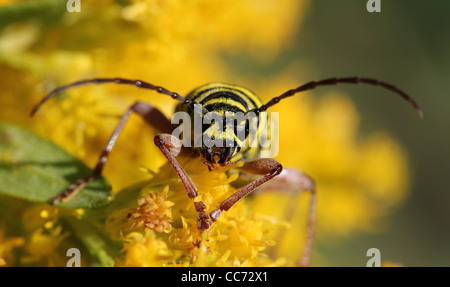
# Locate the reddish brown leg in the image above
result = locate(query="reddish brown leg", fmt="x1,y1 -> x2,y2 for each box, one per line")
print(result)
50,101 -> 173,204
223,163 -> 316,267
251,168 -> 316,267
209,158 -> 283,221
153,134 -> 212,230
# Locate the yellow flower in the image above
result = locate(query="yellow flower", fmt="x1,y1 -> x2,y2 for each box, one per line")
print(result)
21,225 -> 69,266
0,0 -> 413,266
21,204 -> 59,232
19,204 -> 78,266
110,156 -> 286,266
115,230 -> 180,267
106,186 -> 174,239
129,187 -> 174,233
0,223 -> 24,267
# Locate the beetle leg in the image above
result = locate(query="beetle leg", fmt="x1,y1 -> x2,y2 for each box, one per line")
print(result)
153,134 -> 212,230
210,159 -> 315,266
240,167 -> 316,267
208,158 -> 283,222
50,101 -> 173,204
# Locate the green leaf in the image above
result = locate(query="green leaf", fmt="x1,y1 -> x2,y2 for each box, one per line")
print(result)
0,0 -> 66,29
0,122 -> 113,208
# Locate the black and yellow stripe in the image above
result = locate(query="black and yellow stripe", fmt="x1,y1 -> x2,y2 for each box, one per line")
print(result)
188,83 -> 261,111
175,83 -> 271,161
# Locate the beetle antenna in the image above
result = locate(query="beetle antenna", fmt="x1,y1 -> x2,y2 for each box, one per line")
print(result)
251,77 -> 423,118
30,78 -> 207,116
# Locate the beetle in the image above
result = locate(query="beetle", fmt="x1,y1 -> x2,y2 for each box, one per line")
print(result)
30,77 -> 423,266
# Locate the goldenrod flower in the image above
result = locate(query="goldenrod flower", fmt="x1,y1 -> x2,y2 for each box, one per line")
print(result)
129,187 -> 174,233
21,225 -> 69,266
115,231 -> 181,267
0,223 -> 24,266
106,186 -> 174,238
108,156 -> 286,266
18,204 -> 82,266
0,0 -> 412,266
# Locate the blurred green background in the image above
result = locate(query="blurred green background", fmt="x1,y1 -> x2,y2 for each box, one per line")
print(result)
265,0 -> 449,266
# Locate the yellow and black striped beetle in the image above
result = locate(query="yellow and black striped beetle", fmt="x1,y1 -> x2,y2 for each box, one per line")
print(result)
30,77 -> 423,266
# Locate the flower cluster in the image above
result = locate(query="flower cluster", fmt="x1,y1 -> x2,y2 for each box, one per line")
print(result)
108,157 -> 285,266
0,0 -> 411,266
128,187 -> 174,233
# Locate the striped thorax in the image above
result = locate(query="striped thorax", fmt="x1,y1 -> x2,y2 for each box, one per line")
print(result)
175,83 -> 271,165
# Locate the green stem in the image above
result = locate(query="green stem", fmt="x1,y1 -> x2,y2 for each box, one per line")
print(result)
64,216 -> 119,267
